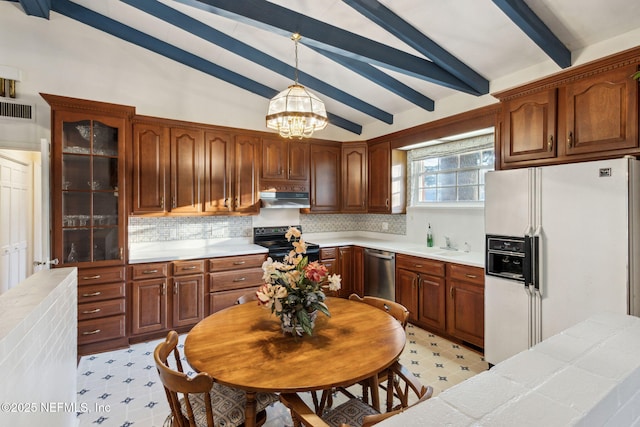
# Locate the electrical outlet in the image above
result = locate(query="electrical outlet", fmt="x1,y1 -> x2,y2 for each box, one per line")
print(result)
381,222 -> 389,231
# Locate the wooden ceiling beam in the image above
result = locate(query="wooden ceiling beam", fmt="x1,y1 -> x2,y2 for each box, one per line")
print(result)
122,0 -> 391,124
179,0 -> 484,95
343,0 -> 488,96
48,0 -> 363,135
492,0 -> 571,68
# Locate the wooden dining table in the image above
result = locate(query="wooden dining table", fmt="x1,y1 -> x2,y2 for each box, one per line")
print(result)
184,297 -> 406,427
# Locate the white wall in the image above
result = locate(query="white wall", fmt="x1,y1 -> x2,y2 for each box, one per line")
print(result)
405,206 -> 485,252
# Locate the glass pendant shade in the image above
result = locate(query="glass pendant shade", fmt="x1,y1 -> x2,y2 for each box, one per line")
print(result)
266,84 -> 328,139
266,33 -> 328,139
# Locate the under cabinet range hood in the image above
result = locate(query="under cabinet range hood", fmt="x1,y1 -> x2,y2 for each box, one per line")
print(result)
259,191 -> 310,209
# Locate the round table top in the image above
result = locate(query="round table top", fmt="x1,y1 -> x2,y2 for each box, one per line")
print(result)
184,297 -> 406,393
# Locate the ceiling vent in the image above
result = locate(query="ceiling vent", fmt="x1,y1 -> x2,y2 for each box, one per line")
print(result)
0,99 -> 34,121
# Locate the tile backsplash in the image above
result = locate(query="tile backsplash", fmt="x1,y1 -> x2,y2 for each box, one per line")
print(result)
128,213 -> 405,243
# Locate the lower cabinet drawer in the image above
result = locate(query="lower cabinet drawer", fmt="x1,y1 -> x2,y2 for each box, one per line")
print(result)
209,288 -> 259,314
78,282 -> 126,304
78,298 -> 126,321
208,269 -> 264,292
78,315 -> 126,345
78,266 -> 126,286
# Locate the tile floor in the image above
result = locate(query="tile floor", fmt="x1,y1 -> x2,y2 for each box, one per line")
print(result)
76,324 -> 488,427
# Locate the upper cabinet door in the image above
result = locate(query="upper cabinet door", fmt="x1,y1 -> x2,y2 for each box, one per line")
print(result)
170,127 -> 203,214
234,134 -> 260,214
501,89 -> 557,165
203,130 -> 233,213
309,143 -> 341,212
131,122 -> 169,214
261,138 -> 287,181
367,141 -> 391,213
342,143 -> 367,212
564,65 -> 639,156
261,138 -> 309,182
287,141 -> 310,181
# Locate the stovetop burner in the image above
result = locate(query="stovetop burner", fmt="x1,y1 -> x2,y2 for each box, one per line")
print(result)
253,225 -> 320,261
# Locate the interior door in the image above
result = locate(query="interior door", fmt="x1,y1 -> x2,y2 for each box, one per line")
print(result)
0,152 -> 28,293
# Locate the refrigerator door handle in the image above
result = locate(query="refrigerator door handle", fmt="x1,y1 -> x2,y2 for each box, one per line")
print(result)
531,234 -> 541,293
524,235 -> 533,288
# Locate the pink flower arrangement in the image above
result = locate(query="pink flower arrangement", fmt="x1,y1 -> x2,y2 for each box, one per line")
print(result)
256,226 -> 341,336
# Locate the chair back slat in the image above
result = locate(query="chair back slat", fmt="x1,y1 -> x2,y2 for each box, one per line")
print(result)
154,330 -> 215,427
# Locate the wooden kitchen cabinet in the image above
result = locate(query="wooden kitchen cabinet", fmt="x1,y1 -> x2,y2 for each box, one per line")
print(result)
129,260 -> 204,337
131,121 -> 169,214
131,118 -> 260,215
562,65 -> 638,157
207,253 -> 266,314
446,263 -> 485,348
309,142 -> 341,212
130,262 -> 169,335
395,254 -> 446,332
261,137 -> 309,187
367,141 -> 406,214
341,142 -> 367,212
203,130 -> 233,213
77,266 -> 127,355
232,134 -> 261,214
495,51 -> 640,169
501,89 -> 558,165
43,93 -> 133,355
170,127 -> 203,213
320,246 -> 362,298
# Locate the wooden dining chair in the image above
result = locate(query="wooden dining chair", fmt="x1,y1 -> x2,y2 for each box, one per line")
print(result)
322,294 -> 410,409
281,361 -> 433,427
155,330 -> 278,427
235,290 -> 259,305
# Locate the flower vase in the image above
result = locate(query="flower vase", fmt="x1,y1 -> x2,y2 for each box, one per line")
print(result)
281,310 -> 318,336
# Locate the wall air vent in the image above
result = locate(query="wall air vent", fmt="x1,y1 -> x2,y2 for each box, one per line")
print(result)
0,100 -> 33,120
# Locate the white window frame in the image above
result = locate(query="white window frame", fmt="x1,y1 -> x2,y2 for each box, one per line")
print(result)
408,133 -> 494,207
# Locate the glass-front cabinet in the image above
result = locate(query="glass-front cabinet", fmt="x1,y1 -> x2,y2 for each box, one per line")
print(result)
44,94 -> 134,267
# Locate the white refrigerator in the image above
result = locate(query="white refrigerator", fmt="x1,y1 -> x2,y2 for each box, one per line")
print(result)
484,157 -> 640,365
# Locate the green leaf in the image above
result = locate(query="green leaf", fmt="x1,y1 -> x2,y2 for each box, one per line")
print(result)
633,71 -> 640,80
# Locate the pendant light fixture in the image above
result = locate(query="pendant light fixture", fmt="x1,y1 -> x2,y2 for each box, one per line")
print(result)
266,33 -> 328,139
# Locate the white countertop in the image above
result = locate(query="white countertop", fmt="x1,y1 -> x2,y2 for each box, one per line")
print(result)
129,238 -> 268,264
128,233 -> 484,267
305,233 -> 484,268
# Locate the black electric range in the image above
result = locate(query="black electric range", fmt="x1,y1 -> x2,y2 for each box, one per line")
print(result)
253,225 -> 320,262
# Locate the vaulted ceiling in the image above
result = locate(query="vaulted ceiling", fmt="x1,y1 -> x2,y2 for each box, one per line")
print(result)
9,0 -> 640,137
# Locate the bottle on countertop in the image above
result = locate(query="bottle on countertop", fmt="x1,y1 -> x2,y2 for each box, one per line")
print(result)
427,224 -> 434,247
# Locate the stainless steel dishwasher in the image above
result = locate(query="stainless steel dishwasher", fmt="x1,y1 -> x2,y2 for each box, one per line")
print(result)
364,248 -> 396,300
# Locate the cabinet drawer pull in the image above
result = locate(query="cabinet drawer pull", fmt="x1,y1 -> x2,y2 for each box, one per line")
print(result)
233,261 -> 246,265
174,283 -> 179,294
82,291 -> 102,297
548,135 -> 554,151
450,287 -> 454,299
465,274 -> 477,279
82,329 -> 101,335
414,264 -> 423,268
161,283 -> 166,296
567,131 -> 573,148
82,275 -> 101,280
233,277 -> 247,282
82,308 -> 101,314
143,269 -> 159,274
181,266 -> 197,270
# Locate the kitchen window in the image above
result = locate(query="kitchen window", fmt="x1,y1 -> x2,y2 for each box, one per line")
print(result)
407,130 -> 494,205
